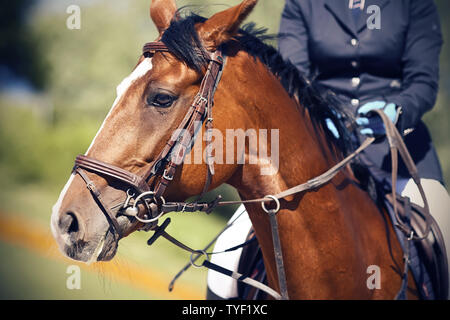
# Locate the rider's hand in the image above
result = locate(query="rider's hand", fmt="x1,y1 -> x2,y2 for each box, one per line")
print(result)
356,101 -> 400,137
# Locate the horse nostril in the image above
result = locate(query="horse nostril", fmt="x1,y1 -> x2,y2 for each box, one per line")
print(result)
68,213 -> 79,234
59,211 -> 80,235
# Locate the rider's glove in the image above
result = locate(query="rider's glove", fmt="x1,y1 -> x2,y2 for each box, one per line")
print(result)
356,101 -> 400,137
325,118 -> 340,139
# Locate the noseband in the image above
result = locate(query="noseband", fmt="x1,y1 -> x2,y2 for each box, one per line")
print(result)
73,41 -> 224,238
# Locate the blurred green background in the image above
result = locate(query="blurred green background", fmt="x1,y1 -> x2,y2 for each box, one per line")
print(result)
0,0 -> 448,299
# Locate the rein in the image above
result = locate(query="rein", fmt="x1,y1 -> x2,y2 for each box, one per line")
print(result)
72,40 -> 433,300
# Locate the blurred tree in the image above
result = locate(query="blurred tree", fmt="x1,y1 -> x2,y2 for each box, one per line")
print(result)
0,0 -> 48,90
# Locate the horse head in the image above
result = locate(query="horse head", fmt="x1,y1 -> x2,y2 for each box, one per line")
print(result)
51,0 -> 259,263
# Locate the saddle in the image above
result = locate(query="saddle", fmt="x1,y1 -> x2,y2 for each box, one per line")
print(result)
370,108 -> 448,299
385,192 -> 449,299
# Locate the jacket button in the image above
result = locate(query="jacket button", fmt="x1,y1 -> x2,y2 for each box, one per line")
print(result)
351,61 -> 359,68
351,99 -> 360,107
351,77 -> 360,87
351,38 -> 358,46
390,80 -> 401,88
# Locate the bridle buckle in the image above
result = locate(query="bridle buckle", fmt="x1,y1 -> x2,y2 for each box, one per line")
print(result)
86,181 -> 95,191
163,169 -> 174,181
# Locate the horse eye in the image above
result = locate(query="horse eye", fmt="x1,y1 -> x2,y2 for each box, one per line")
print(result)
148,93 -> 176,108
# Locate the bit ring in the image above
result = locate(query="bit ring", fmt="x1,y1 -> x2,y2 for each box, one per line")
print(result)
261,195 -> 280,214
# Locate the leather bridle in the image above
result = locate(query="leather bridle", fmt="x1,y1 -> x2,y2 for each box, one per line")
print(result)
73,41 -> 224,239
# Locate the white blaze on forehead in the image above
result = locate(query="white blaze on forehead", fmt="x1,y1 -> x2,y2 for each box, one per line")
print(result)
51,58 -> 153,238
116,58 -> 154,97
86,58 -> 153,154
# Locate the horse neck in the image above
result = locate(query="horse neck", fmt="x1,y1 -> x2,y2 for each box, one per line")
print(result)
225,53 -> 340,203
225,54 -> 369,298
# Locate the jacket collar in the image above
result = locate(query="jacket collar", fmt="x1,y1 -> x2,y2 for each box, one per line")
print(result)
324,0 -> 390,37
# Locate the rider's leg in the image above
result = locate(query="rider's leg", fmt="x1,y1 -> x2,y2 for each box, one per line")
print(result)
398,178 -> 450,299
206,205 -> 252,299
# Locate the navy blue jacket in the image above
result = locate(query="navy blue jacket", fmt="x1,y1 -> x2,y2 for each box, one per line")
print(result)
279,0 -> 444,183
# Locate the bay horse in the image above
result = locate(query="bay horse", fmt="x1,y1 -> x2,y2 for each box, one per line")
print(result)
51,0 -> 415,299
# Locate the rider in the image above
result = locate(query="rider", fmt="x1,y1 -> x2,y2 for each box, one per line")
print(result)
206,0 -> 450,299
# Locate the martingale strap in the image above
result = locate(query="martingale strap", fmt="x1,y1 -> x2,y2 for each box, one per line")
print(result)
147,219 -> 282,300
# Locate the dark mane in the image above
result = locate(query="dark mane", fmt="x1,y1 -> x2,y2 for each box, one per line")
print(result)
160,13 -> 355,155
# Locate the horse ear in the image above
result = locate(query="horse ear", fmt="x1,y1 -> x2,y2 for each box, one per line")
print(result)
150,0 -> 178,34
199,0 -> 258,50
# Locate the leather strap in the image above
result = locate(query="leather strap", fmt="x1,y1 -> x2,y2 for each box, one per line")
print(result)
139,42 -> 224,200
371,108 -> 432,240
152,50 -> 224,199
75,167 -> 122,239
268,210 -> 289,300
161,136 -> 376,214
273,137 -> 375,200
202,260 -> 282,300
75,155 -> 149,192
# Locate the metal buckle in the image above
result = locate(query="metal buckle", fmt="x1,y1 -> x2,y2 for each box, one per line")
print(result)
197,96 -> 208,105
163,169 -> 174,181
122,189 -> 135,208
86,181 -> 95,191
